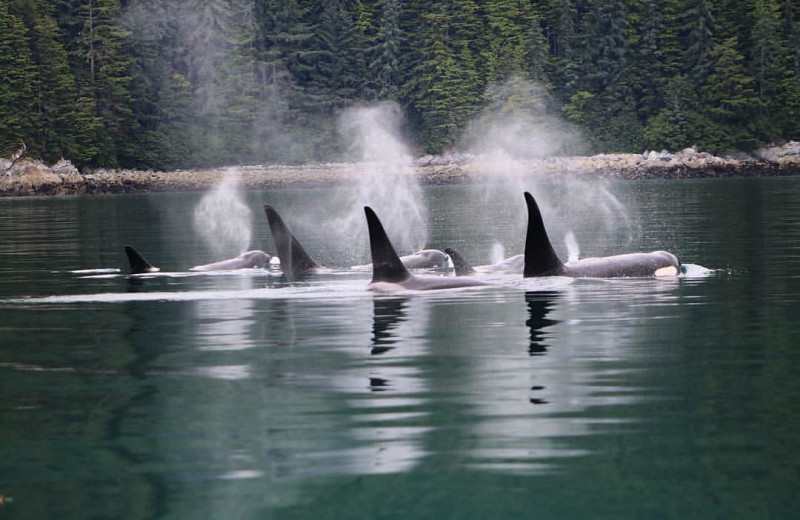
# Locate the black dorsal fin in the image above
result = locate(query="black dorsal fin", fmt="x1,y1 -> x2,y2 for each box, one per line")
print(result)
523,192 -> 564,277
364,207 -> 411,284
125,245 -> 159,274
264,204 -> 320,281
444,247 -> 476,276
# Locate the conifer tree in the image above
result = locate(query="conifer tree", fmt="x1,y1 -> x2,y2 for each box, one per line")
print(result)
9,0 -> 87,162
369,0 -> 403,101
643,74 -> 716,150
69,0 -> 134,166
542,0 -> 579,101
302,0 -> 361,111
632,0 -> 668,120
749,0 -> 786,102
682,0 -> 717,88
482,0 -> 548,85
0,3 -> 37,157
569,0 -> 640,150
252,0 -> 315,163
703,36 -> 759,147
407,2 -> 476,151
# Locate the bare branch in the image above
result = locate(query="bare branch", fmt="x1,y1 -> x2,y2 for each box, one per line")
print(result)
2,142 -> 27,177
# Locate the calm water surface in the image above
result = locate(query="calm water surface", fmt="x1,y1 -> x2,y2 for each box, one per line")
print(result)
1,178 -> 800,519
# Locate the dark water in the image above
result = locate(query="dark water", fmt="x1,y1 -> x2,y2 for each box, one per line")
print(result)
1,178 -> 800,519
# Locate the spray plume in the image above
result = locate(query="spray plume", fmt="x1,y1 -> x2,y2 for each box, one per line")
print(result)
326,103 -> 427,264
193,169 -> 252,259
464,77 -> 635,258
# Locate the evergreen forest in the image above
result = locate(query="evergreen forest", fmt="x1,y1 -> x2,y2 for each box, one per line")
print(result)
2,0 -> 799,170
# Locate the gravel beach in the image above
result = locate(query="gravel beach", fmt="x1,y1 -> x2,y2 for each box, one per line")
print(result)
2,143 -> 800,197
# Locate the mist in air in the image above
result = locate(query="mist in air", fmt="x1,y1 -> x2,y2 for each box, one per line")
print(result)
463,76 -> 635,260
327,103 -> 428,264
193,170 -> 252,259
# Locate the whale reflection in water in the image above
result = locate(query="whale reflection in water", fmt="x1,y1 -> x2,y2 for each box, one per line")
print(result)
525,290 -> 562,358
370,297 -> 409,356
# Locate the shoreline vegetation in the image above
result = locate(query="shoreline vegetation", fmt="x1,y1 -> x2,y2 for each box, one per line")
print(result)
2,142 -> 799,198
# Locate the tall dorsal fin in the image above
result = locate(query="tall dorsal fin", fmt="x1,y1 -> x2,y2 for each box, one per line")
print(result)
444,247 -> 476,276
523,192 -> 564,277
264,204 -> 320,281
124,245 -> 159,274
364,207 -> 410,284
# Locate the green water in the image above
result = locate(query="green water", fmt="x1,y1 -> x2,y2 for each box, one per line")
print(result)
1,178 -> 799,519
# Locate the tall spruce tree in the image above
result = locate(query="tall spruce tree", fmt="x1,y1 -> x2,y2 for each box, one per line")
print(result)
252,0 -> 315,163
0,3 -> 35,156
542,0 -> 579,102
10,0 -> 94,162
643,74 -> 715,150
482,0 -> 548,85
631,0 -> 668,120
749,0 -> 786,100
301,0 -> 361,112
569,0 -> 640,150
407,2 -> 478,152
682,0 -> 717,89
369,0 -> 403,101
703,36 -> 759,147
69,0 -> 134,166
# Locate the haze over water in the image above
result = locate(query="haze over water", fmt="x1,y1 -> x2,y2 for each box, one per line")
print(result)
1,178 -> 800,519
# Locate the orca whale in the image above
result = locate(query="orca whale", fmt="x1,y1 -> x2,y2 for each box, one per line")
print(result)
354,248 -> 449,271
125,245 -> 160,274
189,250 -> 270,272
263,204 -> 324,281
124,245 -> 270,274
522,191 -> 681,278
398,249 -> 449,269
365,207 -> 490,291
444,247 -> 524,276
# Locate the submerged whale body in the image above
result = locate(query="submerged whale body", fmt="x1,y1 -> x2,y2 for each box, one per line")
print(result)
522,191 -> 681,278
354,248 -> 449,271
263,204 -> 323,281
189,250 -> 270,271
124,245 -> 270,274
365,206 -> 490,291
445,247 -> 524,276
398,249 -> 449,269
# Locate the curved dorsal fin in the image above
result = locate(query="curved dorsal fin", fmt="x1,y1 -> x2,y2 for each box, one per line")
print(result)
444,247 -> 476,276
264,204 -> 320,281
124,245 -> 159,274
364,207 -> 410,284
523,192 -> 564,277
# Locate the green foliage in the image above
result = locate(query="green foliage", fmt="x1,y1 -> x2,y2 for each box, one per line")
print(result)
482,0 -> 548,84
644,75 -> 717,150
1,0 -> 800,168
682,0 -> 717,88
0,2 -> 36,155
407,1 -> 483,152
368,0 -> 402,101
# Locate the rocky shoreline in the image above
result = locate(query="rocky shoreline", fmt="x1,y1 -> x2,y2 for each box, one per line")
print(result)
2,142 -> 800,197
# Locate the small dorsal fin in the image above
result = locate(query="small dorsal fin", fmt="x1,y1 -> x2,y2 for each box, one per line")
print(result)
364,207 -> 410,284
264,204 -> 320,281
444,247 -> 476,276
125,245 -> 159,274
523,192 -> 564,277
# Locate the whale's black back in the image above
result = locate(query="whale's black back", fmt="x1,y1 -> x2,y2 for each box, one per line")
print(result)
264,204 -> 320,281
364,207 -> 410,284
523,192 -> 565,277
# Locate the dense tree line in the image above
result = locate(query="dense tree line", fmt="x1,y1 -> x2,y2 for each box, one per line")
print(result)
1,0 -> 799,169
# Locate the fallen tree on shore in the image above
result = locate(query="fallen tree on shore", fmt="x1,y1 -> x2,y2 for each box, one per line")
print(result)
2,143 -> 800,197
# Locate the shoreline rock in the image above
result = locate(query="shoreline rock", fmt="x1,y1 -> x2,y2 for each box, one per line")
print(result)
2,142 -> 800,197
